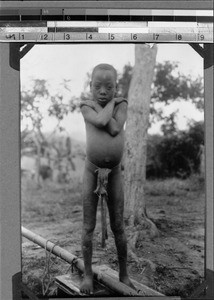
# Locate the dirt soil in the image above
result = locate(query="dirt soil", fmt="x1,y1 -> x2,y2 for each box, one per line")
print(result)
21,168 -> 205,298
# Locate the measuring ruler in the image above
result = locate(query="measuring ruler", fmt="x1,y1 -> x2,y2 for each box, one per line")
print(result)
0,9 -> 213,43
0,21 -> 213,43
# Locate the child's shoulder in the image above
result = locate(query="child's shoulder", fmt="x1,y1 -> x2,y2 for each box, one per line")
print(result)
80,100 -> 95,110
113,98 -> 128,116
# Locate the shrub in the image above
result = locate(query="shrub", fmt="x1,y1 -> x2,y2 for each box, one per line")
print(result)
146,122 -> 204,179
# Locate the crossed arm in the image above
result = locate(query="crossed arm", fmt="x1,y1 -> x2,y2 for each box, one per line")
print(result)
80,98 -> 128,137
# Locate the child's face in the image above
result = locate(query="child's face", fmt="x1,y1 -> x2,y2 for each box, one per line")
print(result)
90,69 -> 117,106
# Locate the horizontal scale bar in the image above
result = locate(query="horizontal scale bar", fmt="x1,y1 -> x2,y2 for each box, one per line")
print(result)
0,9 -> 213,17
1,23 -> 212,34
0,9 -> 213,22
0,32 -> 212,43
1,16 -> 213,22
47,21 -> 213,28
0,21 -> 212,32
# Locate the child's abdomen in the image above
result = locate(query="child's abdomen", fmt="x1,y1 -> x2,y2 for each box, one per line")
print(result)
86,127 -> 124,168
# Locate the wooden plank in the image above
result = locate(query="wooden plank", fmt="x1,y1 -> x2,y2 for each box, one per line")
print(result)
55,272 -> 114,296
55,273 -> 86,296
0,1 -> 213,10
55,264 -> 164,297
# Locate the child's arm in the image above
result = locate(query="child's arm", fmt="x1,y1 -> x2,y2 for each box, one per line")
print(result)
81,99 -> 115,128
80,98 -> 127,112
80,100 -> 96,110
106,101 -> 128,136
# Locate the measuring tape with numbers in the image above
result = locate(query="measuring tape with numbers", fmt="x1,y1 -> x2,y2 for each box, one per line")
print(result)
0,21 -> 213,43
0,8 -> 213,43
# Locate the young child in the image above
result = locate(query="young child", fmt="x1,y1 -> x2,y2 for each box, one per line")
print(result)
80,63 -> 135,294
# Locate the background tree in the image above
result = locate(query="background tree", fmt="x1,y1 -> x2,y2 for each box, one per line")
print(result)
151,61 -> 203,136
117,64 -> 132,99
117,59 -> 204,181
124,44 -> 158,231
147,121 -> 204,179
118,60 -> 204,136
122,47 -> 204,247
21,79 -> 78,186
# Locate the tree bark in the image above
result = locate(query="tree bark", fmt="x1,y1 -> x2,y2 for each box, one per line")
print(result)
124,44 -> 157,226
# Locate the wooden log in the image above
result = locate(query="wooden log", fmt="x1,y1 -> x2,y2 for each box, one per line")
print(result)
22,226 -> 84,272
96,265 -> 164,296
22,226 -> 164,296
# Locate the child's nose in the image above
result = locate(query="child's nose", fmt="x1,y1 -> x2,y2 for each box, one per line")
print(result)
100,87 -> 106,95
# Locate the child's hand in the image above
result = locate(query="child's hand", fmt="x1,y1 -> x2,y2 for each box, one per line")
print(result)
93,102 -> 102,112
114,97 -> 128,105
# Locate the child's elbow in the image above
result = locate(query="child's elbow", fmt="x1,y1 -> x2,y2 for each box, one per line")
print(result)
96,118 -> 108,128
109,127 -> 120,137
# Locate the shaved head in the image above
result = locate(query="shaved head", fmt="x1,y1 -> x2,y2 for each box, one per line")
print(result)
92,64 -> 117,81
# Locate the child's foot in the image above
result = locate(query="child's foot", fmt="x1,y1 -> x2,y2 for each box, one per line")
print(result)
80,275 -> 94,294
120,276 -> 136,290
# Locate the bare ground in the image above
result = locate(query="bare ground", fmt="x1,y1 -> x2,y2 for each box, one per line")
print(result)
21,170 -> 205,298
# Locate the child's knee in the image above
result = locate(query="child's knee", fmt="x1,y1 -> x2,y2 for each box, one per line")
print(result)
83,222 -> 96,236
110,222 -> 124,236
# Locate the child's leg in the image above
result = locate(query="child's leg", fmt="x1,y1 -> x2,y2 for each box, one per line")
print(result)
80,162 -> 98,294
107,166 -> 135,289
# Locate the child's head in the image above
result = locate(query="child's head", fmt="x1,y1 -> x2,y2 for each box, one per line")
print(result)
90,64 -> 117,106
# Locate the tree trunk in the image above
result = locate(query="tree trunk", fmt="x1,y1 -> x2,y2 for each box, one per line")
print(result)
124,44 -> 157,227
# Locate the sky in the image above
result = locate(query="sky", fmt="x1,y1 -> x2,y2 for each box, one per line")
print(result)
20,43 -> 204,141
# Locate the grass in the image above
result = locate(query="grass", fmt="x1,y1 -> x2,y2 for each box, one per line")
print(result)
145,174 -> 205,197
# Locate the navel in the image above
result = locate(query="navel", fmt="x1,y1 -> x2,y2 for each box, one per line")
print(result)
104,157 -> 110,163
